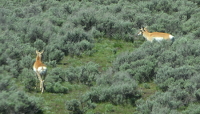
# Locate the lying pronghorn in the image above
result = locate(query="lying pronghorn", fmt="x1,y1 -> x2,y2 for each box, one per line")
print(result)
138,27 -> 174,42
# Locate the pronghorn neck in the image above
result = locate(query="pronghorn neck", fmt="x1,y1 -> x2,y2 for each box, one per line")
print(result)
142,30 -> 151,39
36,55 -> 41,61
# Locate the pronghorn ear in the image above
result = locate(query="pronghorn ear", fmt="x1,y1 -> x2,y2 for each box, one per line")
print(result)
41,50 -> 44,54
36,50 -> 39,54
144,26 -> 148,31
141,27 -> 145,31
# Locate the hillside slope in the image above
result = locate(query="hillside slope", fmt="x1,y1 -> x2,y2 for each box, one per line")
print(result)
1,0 -> 200,113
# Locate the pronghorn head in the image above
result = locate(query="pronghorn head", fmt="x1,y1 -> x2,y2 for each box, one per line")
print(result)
137,27 -> 148,36
36,50 -> 44,58
137,27 -> 145,35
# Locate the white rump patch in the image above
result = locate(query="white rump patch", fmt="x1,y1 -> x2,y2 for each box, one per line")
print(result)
169,35 -> 174,39
34,66 -> 47,75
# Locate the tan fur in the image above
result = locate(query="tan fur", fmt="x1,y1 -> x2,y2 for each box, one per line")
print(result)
138,27 -> 174,42
33,50 -> 46,70
33,50 -> 47,93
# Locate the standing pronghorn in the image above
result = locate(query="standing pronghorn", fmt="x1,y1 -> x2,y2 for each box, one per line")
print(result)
138,27 -> 174,42
33,50 -> 47,93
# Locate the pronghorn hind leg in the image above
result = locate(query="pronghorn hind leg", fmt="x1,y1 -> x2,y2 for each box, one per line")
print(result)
35,73 -> 39,89
39,80 -> 42,91
36,71 -> 44,93
40,80 -> 44,93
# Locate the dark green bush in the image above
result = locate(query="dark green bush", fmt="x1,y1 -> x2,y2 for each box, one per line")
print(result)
44,44 -> 65,62
190,0 -> 200,5
14,7 -> 25,18
182,104 -> 200,114
157,50 -> 183,68
0,91 -> 42,114
83,71 -> 140,105
4,59 -> 20,77
136,91 -> 184,114
65,62 -> 99,85
189,75 -> 200,101
18,16 -> 57,44
0,72 -> 42,114
0,73 -> 14,91
89,27 -> 104,38
77,62 -> 99,86
65,67 -> 82,83
45,67 -> 68,93
136,99 -> 179,114
20,53 -> 36,69
69,7 -> 97,31
46,82 -> 68,93
33,39 -> 46,51
26,23 -> 45,43
150,13 -> 180,34
19,68 -> 36,92
126,56 -> 156,82
190,75 -> 200,90
155,65 -> 197,91
168,80 -> 193,105
45,62 -> 99,93
59,27 -> 94,56
66,99 -> 83,114
25,4 -> 42,17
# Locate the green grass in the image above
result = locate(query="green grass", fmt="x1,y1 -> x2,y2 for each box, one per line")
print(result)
138,82 -> 158,100
86,103 -> 136,114
32,84 -> 89,114
33,38 -> 149,114
59,38 -> 142,70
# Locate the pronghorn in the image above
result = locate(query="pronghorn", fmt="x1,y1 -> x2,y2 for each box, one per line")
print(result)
138,27 -> 174,42
33,50 -> 47,93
